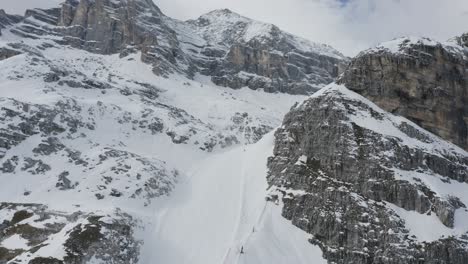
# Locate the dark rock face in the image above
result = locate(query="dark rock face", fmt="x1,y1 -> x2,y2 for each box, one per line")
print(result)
0,9 -> 22,36
338,37 -> 468,150
209,41 -> 342,94
57,0 -> 160,54
268,85 -> 468,264
56,0 -> 190,76
0,47 -> 21,60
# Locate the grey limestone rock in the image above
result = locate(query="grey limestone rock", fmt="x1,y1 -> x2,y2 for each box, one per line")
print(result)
268,85 -> 468,264
338,36 -> 468,150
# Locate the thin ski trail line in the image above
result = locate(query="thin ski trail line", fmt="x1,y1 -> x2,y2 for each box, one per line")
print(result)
222,140 -> 270,264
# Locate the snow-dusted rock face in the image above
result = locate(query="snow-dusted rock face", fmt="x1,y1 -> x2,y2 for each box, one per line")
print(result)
338,36 -> 468,150
0,10 -> 21,36
177,9 -> 347,94
3,0 -> 346,95
268,83 -> 468,264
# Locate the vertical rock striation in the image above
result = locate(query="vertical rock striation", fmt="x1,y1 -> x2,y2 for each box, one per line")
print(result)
56,0 -> 191,76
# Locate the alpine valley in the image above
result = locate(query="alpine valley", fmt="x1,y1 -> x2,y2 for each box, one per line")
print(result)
0,1 -> 467,264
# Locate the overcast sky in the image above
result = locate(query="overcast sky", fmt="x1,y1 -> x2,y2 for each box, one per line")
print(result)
3,0 -> 468,56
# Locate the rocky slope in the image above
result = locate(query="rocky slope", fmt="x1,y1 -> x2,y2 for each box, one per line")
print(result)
268,83 -> 468,264
338,36 -> 468,150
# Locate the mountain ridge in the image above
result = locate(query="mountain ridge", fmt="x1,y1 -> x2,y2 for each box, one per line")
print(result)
1,0 -> 347,95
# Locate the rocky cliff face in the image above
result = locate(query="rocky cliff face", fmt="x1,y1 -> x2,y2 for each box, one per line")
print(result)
268,83 -> 468,264
178,9 -> 346,94
338,36 -> 468,150
58,0 -> 163,54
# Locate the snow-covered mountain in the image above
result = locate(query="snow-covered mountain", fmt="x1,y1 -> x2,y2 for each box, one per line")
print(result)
0,0 -> 336,263
0,0 -> 467,264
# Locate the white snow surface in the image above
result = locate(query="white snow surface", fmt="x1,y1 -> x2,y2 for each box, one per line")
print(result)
141,132 -> 326,264
1,234 -> 30,250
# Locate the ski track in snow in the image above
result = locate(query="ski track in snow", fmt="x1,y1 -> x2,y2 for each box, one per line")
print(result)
141,132 -> 326,264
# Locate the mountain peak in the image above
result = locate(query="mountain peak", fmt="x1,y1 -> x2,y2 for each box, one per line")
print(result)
206,8 -> 236,15
189,8 -> 345,60
194,7 -> 251,26
199,8 -> 243,20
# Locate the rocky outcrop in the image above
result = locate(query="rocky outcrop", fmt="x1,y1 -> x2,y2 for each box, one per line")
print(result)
58,0 -> 161,53
0,203 -> 140,263
268,84 -> 468,264
0,9 -> 21,36
0,47 -> 21,60
338,37 -> 468,150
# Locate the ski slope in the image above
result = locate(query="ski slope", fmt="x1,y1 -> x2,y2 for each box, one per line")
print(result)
141,132 -> 326,264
